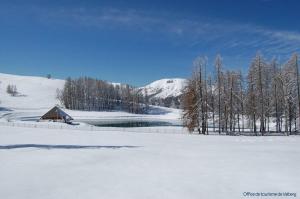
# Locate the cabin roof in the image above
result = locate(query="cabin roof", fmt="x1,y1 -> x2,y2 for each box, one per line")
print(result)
40,106 -> 73,121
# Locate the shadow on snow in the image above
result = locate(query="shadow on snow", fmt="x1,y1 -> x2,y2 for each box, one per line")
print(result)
0,144 -> 140,150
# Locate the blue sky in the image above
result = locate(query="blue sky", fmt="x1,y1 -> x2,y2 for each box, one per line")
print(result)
1,0 -> 300,86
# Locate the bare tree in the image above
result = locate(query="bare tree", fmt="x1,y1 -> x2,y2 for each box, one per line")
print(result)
215,54 -> 223,134
208,75 -> 215,132
182,78 -> 199,132
194,56 -> 207,134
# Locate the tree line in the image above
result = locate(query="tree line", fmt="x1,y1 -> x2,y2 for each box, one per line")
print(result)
147,96 -> 181,108
182,53 -> 300,135
57,77 -> 149,114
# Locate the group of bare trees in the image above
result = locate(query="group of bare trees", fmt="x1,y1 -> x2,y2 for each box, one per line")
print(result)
58,77 -> 149,114
182,53 -> 300,135
146,96 -> 181,108
6,84 -> 18,96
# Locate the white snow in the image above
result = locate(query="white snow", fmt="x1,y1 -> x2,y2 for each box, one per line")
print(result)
0,126 -> 299,199
140,78 -> 187,99
0,73 -> 64,109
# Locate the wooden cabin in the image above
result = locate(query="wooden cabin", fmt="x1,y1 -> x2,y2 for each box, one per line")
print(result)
40,106 -> 73,123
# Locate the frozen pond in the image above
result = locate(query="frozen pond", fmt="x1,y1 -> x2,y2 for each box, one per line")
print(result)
91,121 -> 178,127
80,119 -> 182,128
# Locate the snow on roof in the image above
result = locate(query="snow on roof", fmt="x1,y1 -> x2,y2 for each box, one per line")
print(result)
40,106 -> 73,121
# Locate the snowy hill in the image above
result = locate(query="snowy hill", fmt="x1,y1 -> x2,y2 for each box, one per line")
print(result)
0,73 -> 65,109
139,78 -> 187,99
138,78 -> 188,108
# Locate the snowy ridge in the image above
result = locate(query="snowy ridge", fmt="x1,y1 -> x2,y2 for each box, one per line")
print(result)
139,78 -> 187,99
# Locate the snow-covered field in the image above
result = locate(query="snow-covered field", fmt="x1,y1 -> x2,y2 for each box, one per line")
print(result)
0,125 -> 299,199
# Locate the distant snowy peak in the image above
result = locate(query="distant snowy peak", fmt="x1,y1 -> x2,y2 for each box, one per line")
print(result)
140,78 -> 188,99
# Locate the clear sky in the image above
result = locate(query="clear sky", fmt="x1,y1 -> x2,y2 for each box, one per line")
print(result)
1,0 -> 300,86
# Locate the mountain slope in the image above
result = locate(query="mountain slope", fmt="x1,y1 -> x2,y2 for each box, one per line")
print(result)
0,73 -> 65,109
139,78 -> 187,99
138,78 -> 187,108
